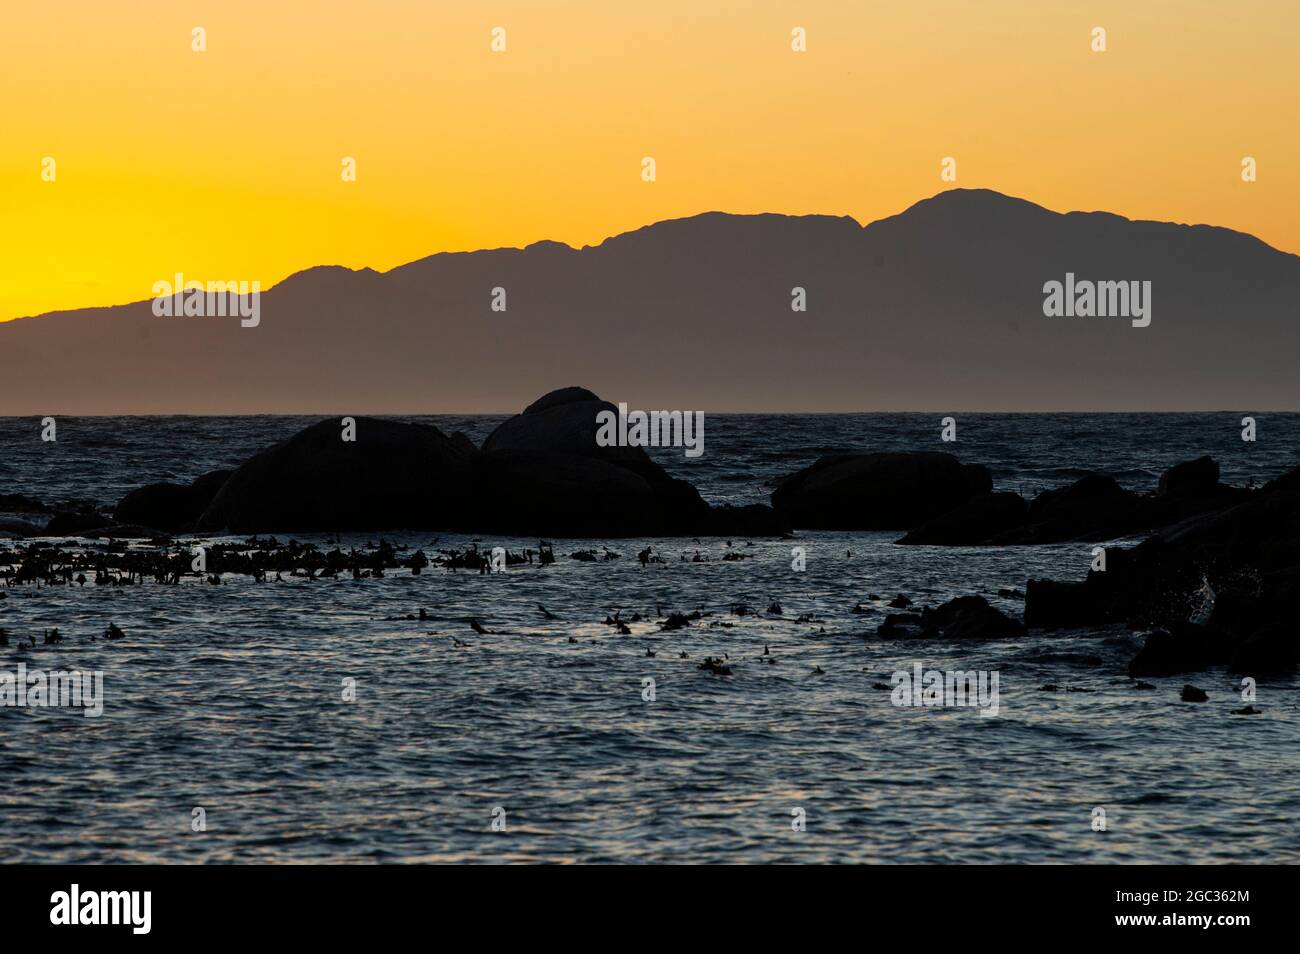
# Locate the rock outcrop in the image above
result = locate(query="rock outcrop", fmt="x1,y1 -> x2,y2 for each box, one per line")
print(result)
1025,464 -> 1300,677
772,452 -> 991,530
476,387 -> 711,535
876,595 -> 1026,640
897,492 -> 1028,545
990,474 -> 1142,544
899,457 -> 1253,546
115,470 -> 232,533
197,418 -> 473,532
181,389 -> 785,537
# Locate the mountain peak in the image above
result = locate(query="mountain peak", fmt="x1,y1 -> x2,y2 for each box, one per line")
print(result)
876,188 -> 1055,228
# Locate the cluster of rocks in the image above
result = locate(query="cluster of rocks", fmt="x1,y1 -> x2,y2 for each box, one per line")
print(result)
770,450 -> 1247,545
1,388 -> 789,540
877,594 -> 1027,641
6,389 -> 1255,547
772,448 -> 1296,676
1023,463 -> 1300,677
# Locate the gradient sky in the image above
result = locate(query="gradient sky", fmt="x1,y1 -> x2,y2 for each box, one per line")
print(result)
2,0 -> 1297,322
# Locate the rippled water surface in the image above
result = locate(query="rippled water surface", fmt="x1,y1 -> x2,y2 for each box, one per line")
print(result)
1,414 -> 1298,863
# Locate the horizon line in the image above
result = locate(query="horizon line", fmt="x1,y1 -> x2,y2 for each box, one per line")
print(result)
3,409 -> 1295,419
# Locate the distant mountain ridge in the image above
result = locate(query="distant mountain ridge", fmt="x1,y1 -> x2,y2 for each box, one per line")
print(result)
3,189 -> 1298,414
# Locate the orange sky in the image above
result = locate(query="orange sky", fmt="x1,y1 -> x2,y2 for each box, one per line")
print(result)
2,0 -> 1297,321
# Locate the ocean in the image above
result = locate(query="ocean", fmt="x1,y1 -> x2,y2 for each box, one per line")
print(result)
1,413 -> 1298,862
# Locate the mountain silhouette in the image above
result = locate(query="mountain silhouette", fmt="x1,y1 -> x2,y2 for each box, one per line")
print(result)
3,189 -> 1297,414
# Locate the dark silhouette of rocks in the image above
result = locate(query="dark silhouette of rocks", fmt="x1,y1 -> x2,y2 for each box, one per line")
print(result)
920,595 -> 1026,640
115,470 -> 232,532
483,387 -> 641,466
897,457 -> 1254,546
6,189 -> 1299,415
1229,623 -> 1294,676
1157,456 -> 1218,498
1026,463 -> 1300,676
993,474 -> 1141,544
477,386 -> 710,535
877,612 -> 925,638
876,594 -> 1025,640
471,449 -> 662,536
174,388 -> 785,537
898,492 -> 1028,545
43,510 -> 116,536
771,452 -> 991,530
197,418 -> 474,532
0,494 -> 50,514
1127,624 -> 1210,677
0,514 -> 47,536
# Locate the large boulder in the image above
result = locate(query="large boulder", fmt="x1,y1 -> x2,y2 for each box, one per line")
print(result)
876,595 -> 1026,640
1144,457 -> 1251,528
483,386 -> 654,477
919,595 -> 1027,640
115,470 -> 232,532
1157,456 -> 1218,498
477,387 -> 711,535
197,418 -> 473,532
897,492 -> 1028,545
471,450 -> 660,536
1127,624 -> 1211,677
43,510 -> 115,536
771,452 -> 991,530
1024,578 -> 1107,630
991,474 -> 1142,543
1229,624 -> 1297,676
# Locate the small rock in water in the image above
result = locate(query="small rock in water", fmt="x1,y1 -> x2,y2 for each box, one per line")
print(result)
1180,684 -> 1209,702
888,595 -> 912,608
660,612 -> 696,631
1231,705 -> 1262,715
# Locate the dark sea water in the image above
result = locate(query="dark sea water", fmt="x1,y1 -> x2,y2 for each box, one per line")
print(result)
1,414 -> 1299,863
